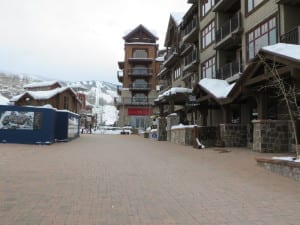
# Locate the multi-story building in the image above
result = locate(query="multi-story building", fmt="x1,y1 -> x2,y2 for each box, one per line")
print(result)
156,1 -> 199,125
156,0 -> 300,151
115,24 -> 160,129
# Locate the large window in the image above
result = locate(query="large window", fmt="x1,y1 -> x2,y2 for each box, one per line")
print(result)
247,16 -> 277,60
247,0 -> 264,13
201,21 -> 215,49
133,49 -> 148,58
201,57 -> 215,79
174,66 -> 181,80
201,0 -> 215,17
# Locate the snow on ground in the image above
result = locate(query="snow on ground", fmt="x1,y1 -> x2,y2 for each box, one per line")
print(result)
93,105 -> 118,125
0,94 -> 9,105
92,127 -> 132,135
272,156 -> 300,163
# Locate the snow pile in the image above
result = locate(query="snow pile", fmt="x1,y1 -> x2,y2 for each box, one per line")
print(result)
272,156 -> 300,163
199,78 -> 235,98
158,87 -> 192,100
262,43 -> 300,61
171,123 -> 197,130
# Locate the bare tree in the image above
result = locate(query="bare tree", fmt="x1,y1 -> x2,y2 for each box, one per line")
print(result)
258,53 -> 300,159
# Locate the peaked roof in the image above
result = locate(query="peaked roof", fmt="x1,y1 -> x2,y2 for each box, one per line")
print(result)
23,80 -> 62,89
123,24 -> 158,43
10,87 -> 77,102
164,12 -> 185,47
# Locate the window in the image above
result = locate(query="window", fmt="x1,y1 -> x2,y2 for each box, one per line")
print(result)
63,96 -> 69,109
133,93 -> 147,103
247,0 -> 264,13
174,66 -> 181,80
132,65 -> 148,75
132,79 -> 148,88
247,16 -> 277,60
201,0 -> 215,17
201,21 -> 215,49
201,57 -> 216,79
133,49 -> 148,58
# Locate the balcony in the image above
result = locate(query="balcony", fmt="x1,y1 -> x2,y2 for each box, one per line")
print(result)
215,12 -> 242,50
128,68 -> 153,77
117,70 -> 123,82
114,97 -> 155,107
183,49 -> 198,72
129,83 -> 151,91
216,61 -> 243,81
163,48 -> 179,68
213,0 -> 240,12
182,15 -> 199,44
280,26 -> 300,44
128,57 -> 153,64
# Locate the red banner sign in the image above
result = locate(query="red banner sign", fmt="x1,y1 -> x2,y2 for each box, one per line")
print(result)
128,108 -> 152,116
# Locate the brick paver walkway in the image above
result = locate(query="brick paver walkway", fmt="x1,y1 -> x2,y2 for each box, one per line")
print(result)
0,135 -> 299,225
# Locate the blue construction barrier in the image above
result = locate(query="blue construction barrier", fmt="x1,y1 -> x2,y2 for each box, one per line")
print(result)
55,110 -> 80,142
0,105 -> 80,145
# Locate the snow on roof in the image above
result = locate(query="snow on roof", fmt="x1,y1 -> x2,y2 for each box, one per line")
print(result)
261,43 -> 300,62
0,93 -> 9,105
171,12 -> 185,25
24,80 -> 61,89
158,87 -> 192,100
10,87 -> 75,102
199,78 -> 235,99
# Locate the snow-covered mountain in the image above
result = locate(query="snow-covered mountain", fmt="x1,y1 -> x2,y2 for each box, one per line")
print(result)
0,72 -> 119,125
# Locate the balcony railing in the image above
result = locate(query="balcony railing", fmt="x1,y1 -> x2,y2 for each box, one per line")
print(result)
215,12 -> 241,44
216,61 -> 243,80
114,97 -> 155,106
280,26 -> 300,44
182,15 -> 199,44
184,49 -> 198,67
128,68 -> 153,76
129,83 -> 151,90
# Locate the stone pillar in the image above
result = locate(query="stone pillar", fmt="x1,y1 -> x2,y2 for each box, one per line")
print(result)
256,94 -> 267,120
166,113 -> 179,141
252,120 -> 289,153
157,117 -> 167,141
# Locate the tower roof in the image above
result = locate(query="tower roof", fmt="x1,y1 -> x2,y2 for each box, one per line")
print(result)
123,24 -> 158,43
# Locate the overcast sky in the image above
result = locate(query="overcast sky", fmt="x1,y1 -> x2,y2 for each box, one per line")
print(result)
0,0 -> 190,84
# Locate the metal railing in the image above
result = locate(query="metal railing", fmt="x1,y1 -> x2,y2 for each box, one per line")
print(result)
114,97 -> 156,106
128,68 -> 153,76
216,61 -> 243,80
129,83 -> 151,90
184,49 -> 198,66
215,12 -> 241,44
183,15 -> 198,36
280,26 -> 300,45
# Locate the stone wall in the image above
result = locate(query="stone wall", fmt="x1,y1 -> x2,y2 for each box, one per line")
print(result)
197,126 -> 217,147
170,126 -> 195,145
220,124 -> 247,147
256,158 -> 300,182
253,120 -> 289,153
